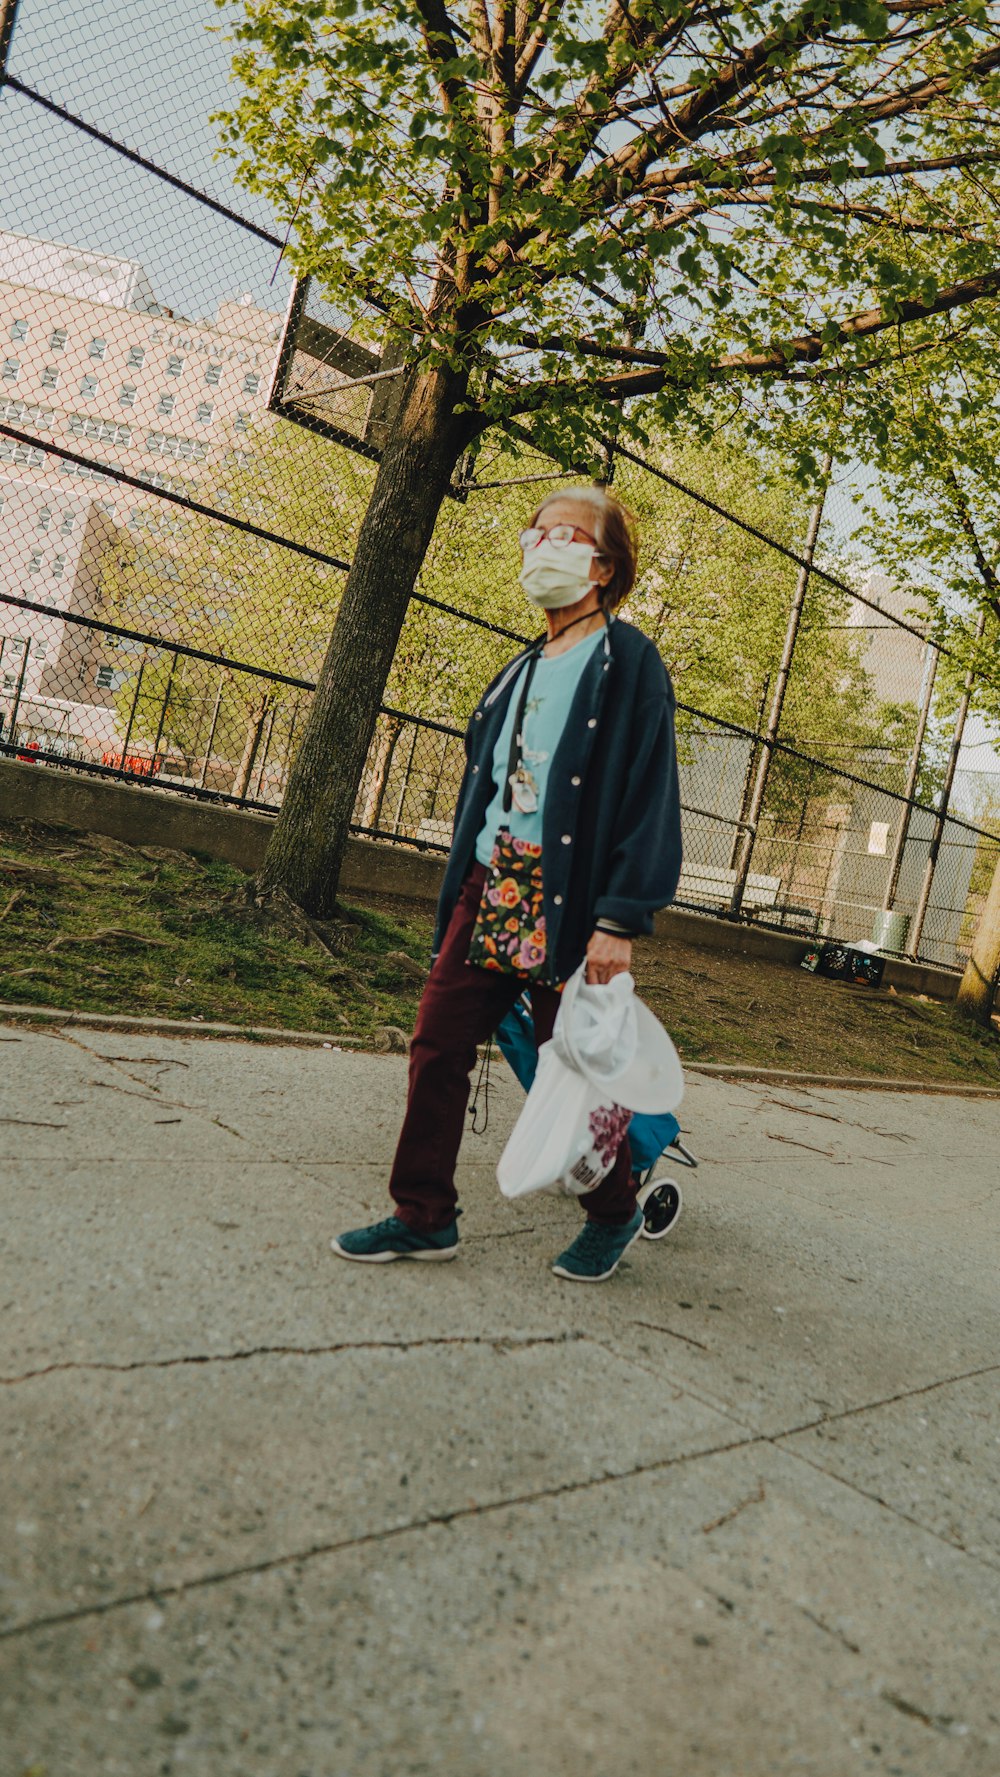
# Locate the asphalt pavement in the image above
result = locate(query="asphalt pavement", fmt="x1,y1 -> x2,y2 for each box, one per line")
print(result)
1,1022 -> 998,1777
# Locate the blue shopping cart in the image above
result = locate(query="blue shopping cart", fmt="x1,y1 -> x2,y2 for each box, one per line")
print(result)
495,996 -> 698,1239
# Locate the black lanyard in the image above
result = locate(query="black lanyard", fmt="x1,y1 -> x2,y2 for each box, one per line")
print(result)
502,610 -> 606,814
502,646 -> 541,814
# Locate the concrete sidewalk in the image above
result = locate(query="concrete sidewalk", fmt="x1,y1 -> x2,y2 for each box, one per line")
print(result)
1,1023 -> 998,1777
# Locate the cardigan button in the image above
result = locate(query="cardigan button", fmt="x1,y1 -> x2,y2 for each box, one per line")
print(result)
561,834 -> 571,845
553,894 -> 563,906
571,775 -> 581,786
587,718 -> 596,729
474,711 -> 482,720
472,765 -> 479,773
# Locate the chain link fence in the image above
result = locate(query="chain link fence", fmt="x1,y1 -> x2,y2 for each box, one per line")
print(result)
2,0 -> 999,972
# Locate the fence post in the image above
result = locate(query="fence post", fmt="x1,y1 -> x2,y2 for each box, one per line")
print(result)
729,673 -> 771,870
252,704 -> 278,801
0,0 -> 20,78
119,658 -> 146,764
7,639 -> 30,743
392,720 -> 420,834
150,650 -> 177,770
881,635 -> 938,913
197,672 -> 225,789
907,609 -> 987,959
728,453 -> 832,917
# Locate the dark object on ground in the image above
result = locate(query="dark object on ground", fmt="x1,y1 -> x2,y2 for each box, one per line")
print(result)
801,942 -> 886,988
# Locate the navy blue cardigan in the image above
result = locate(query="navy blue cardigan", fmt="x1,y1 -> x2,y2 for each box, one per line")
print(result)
433,617 -> 683,981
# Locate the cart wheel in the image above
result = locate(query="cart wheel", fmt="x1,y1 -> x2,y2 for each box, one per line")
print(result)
637,1176 -> 683,1240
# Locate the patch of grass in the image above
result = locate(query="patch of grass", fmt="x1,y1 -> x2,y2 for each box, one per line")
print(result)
634,935 -> 1000,1087
2,814 -> 998,1086
0,817 -> 434,1044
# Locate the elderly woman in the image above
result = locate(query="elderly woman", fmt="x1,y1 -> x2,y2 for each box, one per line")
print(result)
333,485 -> 682,1281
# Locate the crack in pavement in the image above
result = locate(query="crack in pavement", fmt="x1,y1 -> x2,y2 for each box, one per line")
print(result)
4,1345 -> 999,1642
799,1606 -> 861,1655
770,1357 -> 1000,1441
43,1028 -> 252,1146
592,1334 -> 1000,1570
0,1427 -> 764,1643
760,1097 -> 917,1143
0,1330 -> 587,1386
632,1318 -> 710,1351
777,1438 -> 1000,1575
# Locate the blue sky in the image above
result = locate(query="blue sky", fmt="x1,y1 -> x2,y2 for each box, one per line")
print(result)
1,0 -> 290,321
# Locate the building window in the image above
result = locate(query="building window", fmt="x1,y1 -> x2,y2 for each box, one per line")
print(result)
2,359 -> 20,382
49,328 -> 67,351
96,665 -> 115,690
0,398 -> 54,431
2,672 -> 16,690
67,414 -> 132,446
80,375 -> 99,398
146,431 -> 207,463
166,354 -> 184,377
119,385 -> 136,408
89,339 -> 107,361
40,365 -> 59,390
51,554 -> 66,580
157,393 -> 175,416
0,438 -> 44,466
8,637 -> 27,655
10,319 -> 28,341
28,551 -> 43,572
205,363 -> 222,386
243,372 -> 260,394
37,507 -> 52,532
127,345 -> 146,369
60,513 -> 76,535
196,401 -> 213,424
34,640 -> 47,660
234,411 -> 250,433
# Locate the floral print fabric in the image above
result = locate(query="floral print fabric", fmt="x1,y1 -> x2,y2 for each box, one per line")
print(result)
468,828 -> 548,979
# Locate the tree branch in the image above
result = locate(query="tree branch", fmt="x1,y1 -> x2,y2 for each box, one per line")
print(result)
620,35 -> 1000,199
642,147 -> 1000,201
503,267 -> 1000,410
942,465 -> 1000,620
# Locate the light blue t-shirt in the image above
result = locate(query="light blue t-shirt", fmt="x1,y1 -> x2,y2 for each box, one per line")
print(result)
475,628 -> 604,865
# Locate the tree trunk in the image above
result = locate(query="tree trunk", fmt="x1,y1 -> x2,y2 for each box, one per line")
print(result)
231,693 -> 271,799
255,365 -> 472,916
359,714 -> 403,829
956,850 -> 1000,1025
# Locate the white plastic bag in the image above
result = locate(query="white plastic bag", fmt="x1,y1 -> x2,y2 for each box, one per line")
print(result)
497,965 -> 683,1201
497,1041 -> 633,1200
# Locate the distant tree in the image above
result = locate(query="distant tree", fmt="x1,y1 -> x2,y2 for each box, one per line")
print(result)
855,349 -> 1000,1023
100,419 -> 373,793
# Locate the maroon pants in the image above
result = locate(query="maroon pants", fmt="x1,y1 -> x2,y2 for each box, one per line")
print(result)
389,864 -> 637,1233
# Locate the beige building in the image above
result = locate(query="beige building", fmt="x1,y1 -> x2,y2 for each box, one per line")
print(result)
0,228 -> 282,751
848,570 -> 932,710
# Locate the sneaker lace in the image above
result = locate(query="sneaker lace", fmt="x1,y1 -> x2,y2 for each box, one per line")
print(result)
575,1220 -> 611,1257
371,1215 -> 407,1238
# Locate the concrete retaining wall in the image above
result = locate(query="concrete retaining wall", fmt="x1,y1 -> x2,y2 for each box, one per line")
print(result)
0,755 -> 972,1003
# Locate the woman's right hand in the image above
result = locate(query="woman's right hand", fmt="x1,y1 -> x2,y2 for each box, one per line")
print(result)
585,930 -> 632,984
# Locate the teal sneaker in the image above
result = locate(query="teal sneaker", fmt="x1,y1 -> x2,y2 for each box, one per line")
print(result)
551,1207 -> 644,1283
331,1213 -> 460,1264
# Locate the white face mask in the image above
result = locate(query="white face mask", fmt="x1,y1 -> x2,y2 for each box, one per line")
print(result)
518,539 -> 597,609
